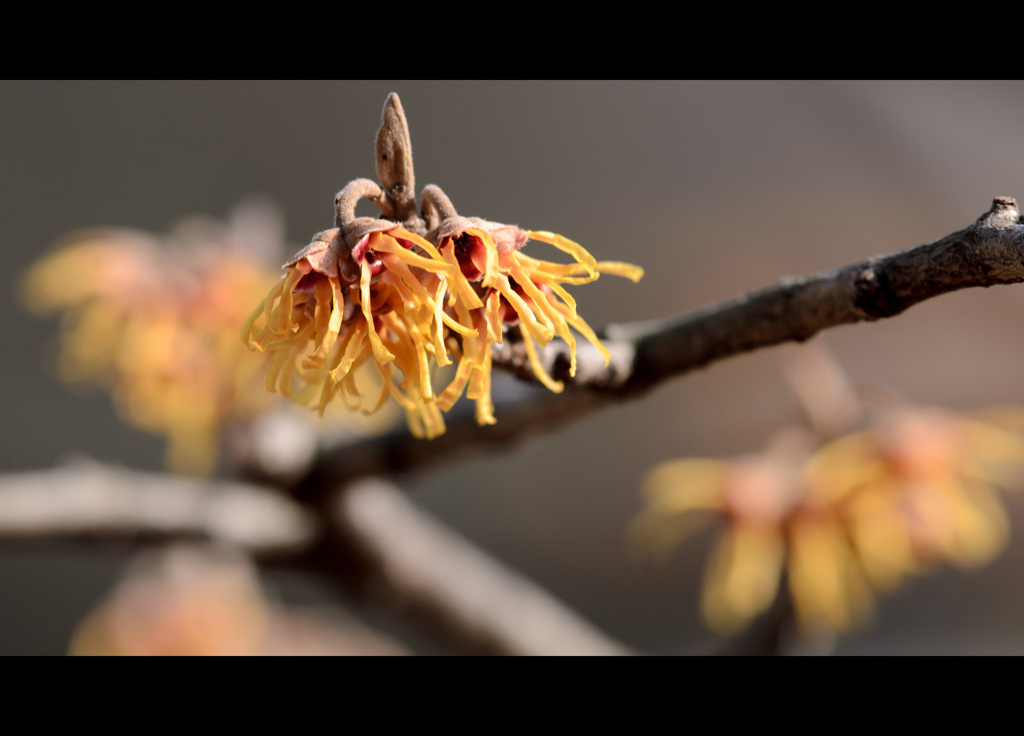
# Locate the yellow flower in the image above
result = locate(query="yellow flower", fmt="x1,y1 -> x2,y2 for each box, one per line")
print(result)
240,95 -> 643,437
245,180 -> 643,438
422,186 -> 643,426
22,204 -> 287,474
243,219 -> 462,439
632,430 -> 872,636
807,406 -> 1024,591
632,405 -> 1024,638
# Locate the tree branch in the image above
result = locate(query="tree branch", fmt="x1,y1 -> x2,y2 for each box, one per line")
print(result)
612,196 -> 1024,395
309,478 -> 629,655
273,197 -> 1024,492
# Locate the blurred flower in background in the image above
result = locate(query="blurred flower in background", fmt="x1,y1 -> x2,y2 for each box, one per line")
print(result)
69,545 -> 271,655
21,199 -> 398,476
809,405 -> 1024,592
68,545 -> 406,656
631,346 -> 1024,640
631,427 -> 874,636
21,200 -> 283,475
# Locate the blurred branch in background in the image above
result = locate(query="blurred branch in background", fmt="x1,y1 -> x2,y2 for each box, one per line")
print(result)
324,478 -> 629,655
0,460 -> 312,554
0,462 -> 627,655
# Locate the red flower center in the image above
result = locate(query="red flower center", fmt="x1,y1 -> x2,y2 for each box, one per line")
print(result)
449,233 -> 486,281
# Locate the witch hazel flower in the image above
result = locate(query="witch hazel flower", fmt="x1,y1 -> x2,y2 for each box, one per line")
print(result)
243,179 -> 467,439
243,93 -> 643,438
631,428 -> 875,636
421,185 -> 644,425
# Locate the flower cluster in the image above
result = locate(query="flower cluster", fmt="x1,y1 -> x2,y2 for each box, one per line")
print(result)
631,404 -> 1024,637
243,156 -> 642,439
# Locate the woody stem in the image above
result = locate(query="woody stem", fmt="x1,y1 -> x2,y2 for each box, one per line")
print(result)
420,184 -> 459,231
334,179 -> 392,228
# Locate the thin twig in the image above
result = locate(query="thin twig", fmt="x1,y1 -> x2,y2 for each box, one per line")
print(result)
505,196 -> 1024,396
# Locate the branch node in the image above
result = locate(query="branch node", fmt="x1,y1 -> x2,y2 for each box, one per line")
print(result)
853,262 -> 902,320
977,197 -> 1021,229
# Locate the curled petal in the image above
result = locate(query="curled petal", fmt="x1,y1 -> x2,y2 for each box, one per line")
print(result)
701,526 -> 786,635
788,517 -> 873,633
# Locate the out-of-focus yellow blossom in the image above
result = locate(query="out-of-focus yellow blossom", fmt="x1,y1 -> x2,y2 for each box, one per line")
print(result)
807,406 -> 1024,591
68,546 -> 270,656
632,429 -> 872,635
632,405 -> 1024,638
23,222 -> 272,473
23,201 -> 395,474
68,545 -> 409,656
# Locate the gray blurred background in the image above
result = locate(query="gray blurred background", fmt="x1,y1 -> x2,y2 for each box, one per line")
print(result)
5,80 -> 1024,654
